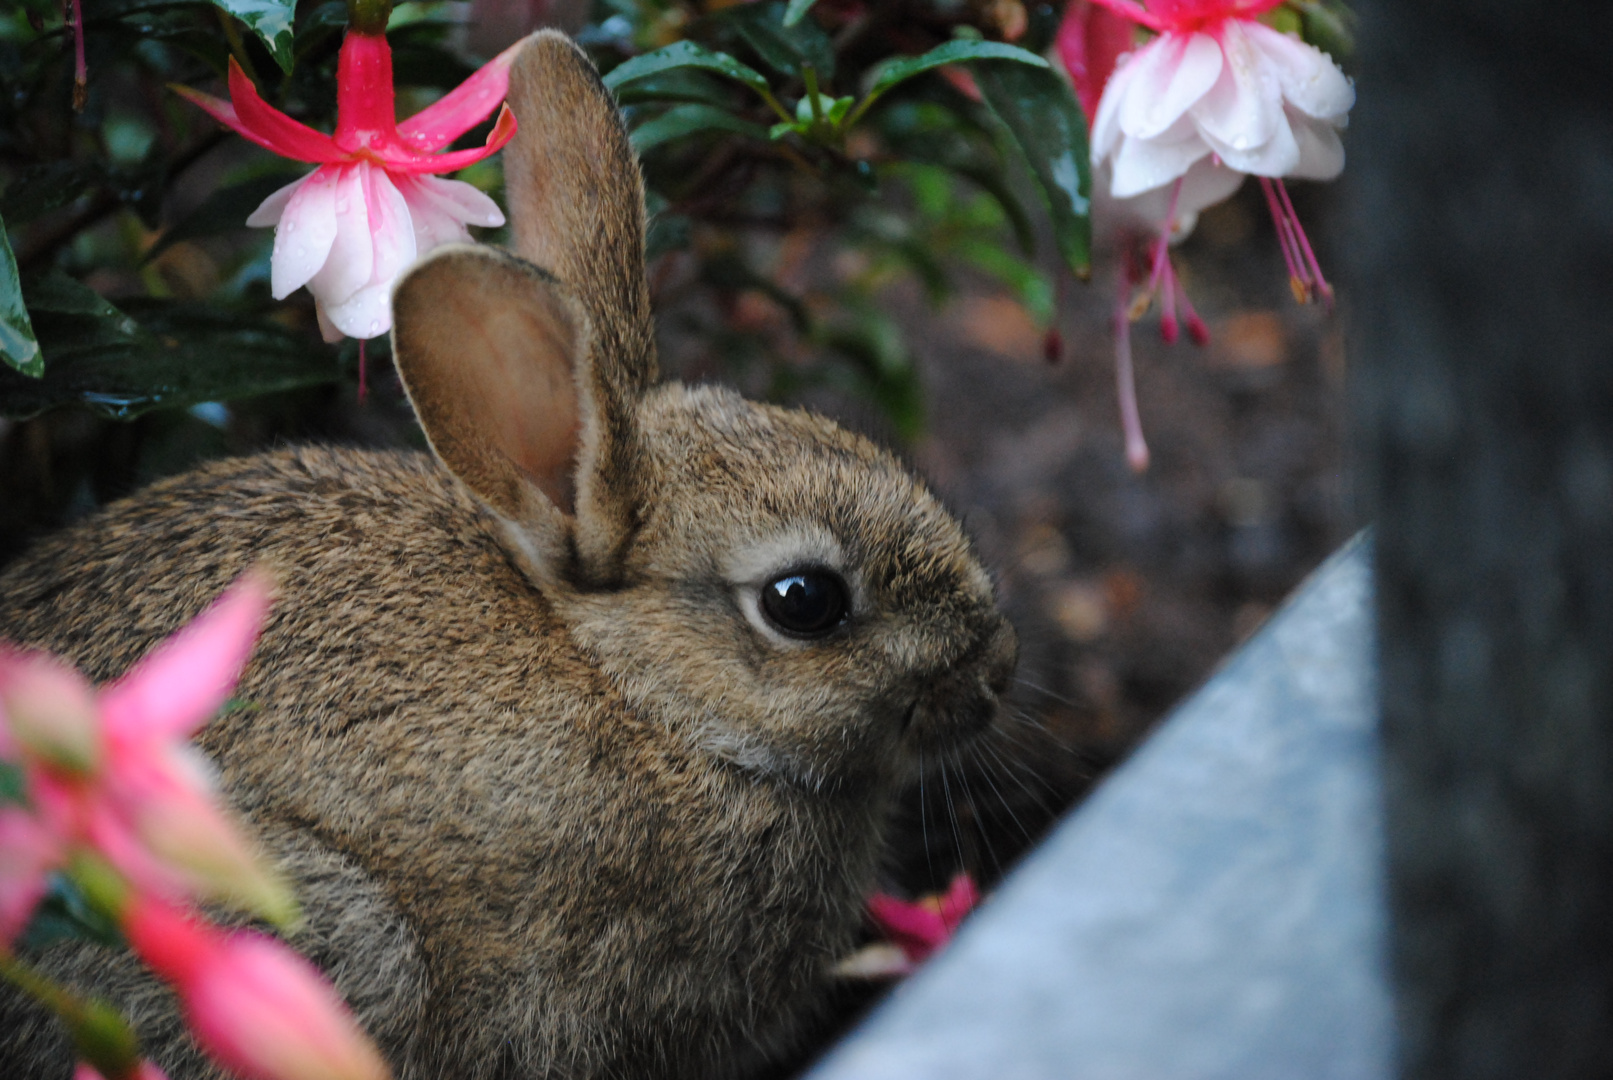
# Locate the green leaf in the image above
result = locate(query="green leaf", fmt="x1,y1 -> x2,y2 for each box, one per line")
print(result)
0,301 -> 340,420
19,874 -> 125,952
863,40 -> 1048,102
604,42 -> 771,98
973,60 -> 1092,277
631,104 -> 769,154
782,0 -> 818,26
144,169 -> 305,264
1,218 -> 42,378
0,161 -> 101,226
613,69 -> 737,108
210,0 -> 297,73
722,2 -> 834,82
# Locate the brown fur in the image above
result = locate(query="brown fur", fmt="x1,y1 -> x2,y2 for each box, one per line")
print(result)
0,31 -> 1015,1080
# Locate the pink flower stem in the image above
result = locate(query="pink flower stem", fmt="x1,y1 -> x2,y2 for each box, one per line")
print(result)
1114,251 -> 1150,473
357,339 -> 368,404
1259,176 -> 1310,303
1158,253 -> 1180,344
1144,176 -> 1186,302
69,0 -> 87,111
1274,178 -> 1334,306
1177,275 -> 1210,345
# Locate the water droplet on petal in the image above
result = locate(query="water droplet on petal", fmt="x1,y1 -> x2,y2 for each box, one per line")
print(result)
284,220 -> 297,233
337,198 -> 350,213
368,319 -> 381,335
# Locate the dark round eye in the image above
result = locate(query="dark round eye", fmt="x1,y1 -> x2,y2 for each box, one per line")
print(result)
759,570 -> 849,638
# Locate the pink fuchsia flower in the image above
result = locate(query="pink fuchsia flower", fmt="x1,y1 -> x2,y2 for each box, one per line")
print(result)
864,872 -> 979,974
1087,0 -> 1353,196
124,898 -> 391,1080
0,806 -> 62,945
175,31 -> 520,341
0,572 -> 293,928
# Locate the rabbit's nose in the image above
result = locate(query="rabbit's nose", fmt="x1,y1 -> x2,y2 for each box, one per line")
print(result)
980,616 -> 1018,697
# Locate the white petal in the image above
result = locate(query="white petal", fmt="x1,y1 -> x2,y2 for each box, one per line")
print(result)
322,279 -> 394,340
268,166 -> 339,301
362,167 -> 417,295
1110,130 -> 1212,198
1288,108 -> 1346,180
411,175 -> 505,228
1243,21 -> 1354,121
307,164 -> 375,311
245,174 -> 307,228
1189,21 -> 1283,160
396,177 -> 470,253
1090,49 -> 1142,165
1118,33 -> 1223,142
315,302 -> 343,343
1201,105 -> 1301,176
1176,156 -> 1247,216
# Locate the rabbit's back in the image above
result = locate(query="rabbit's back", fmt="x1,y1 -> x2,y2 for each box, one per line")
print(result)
0,445 -> 877,1079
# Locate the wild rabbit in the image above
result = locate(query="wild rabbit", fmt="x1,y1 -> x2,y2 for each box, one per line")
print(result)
0,31 -> 1016,1080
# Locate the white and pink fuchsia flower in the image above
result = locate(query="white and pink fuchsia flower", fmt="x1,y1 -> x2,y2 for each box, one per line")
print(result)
1057,0 -> 1354,470
177,28 -> 521,342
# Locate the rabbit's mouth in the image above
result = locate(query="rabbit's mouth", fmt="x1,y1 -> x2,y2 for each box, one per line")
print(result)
903,616 -> 1017,751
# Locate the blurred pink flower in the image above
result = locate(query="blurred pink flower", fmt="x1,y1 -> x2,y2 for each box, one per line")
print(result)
125,898 -> 390,1080
176,32 -> 519,341
0,572 -> 291,927
75,1060 -> 172,1080
865,872 -> 979,974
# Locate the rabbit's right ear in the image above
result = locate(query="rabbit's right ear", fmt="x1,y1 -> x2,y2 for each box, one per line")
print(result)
391,246 -> 588,578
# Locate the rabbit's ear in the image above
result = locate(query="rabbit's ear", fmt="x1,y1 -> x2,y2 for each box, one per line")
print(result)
391,245 -> 591,576
495,29 -> 657,579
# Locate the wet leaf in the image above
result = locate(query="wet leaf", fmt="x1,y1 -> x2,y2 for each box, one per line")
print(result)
19,874 -> 125,951
0,300 -> 338,420
0,162 -> 101,226
0,218 -> 42,378
863,40 -> 1047,102
721,2 -> 834,82
605,41 -> 771,98
631,104 -> 768,155
973,60 -> 1092,277
210,0 -> 297,73
782,0 -> 818,27
614,69 -> 737,108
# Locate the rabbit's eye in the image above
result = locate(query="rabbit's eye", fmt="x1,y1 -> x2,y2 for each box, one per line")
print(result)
760,571 -> 848,638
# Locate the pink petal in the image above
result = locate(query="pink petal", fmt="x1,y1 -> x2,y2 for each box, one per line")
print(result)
306,164 -> 376,312
1117,32 -> 1221,142
1188,21 -> 1285,165
178,927 -> 391,1080
262,168 -> 341,299
1056,1 -> 1137,119
1242,20 -> 1353,122
380,104 -> 518,175
396,38 -> 523,153
245,175 -> 309,229
0,807 -> 62,945
98,571 -> 272,745
333,31 -> 399,154
221,59 -> 345,164
867,892 -> 949,959
320,280 -> 396,341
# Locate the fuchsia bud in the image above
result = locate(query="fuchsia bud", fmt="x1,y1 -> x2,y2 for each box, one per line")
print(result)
125,899 -> 391,1080
0,654 -> 102,774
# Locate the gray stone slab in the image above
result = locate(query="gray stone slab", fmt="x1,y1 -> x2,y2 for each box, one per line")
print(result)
809,533 -> 1391,1080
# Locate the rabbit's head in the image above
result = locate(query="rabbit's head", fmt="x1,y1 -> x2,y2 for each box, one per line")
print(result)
391,33 -> 1015,794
